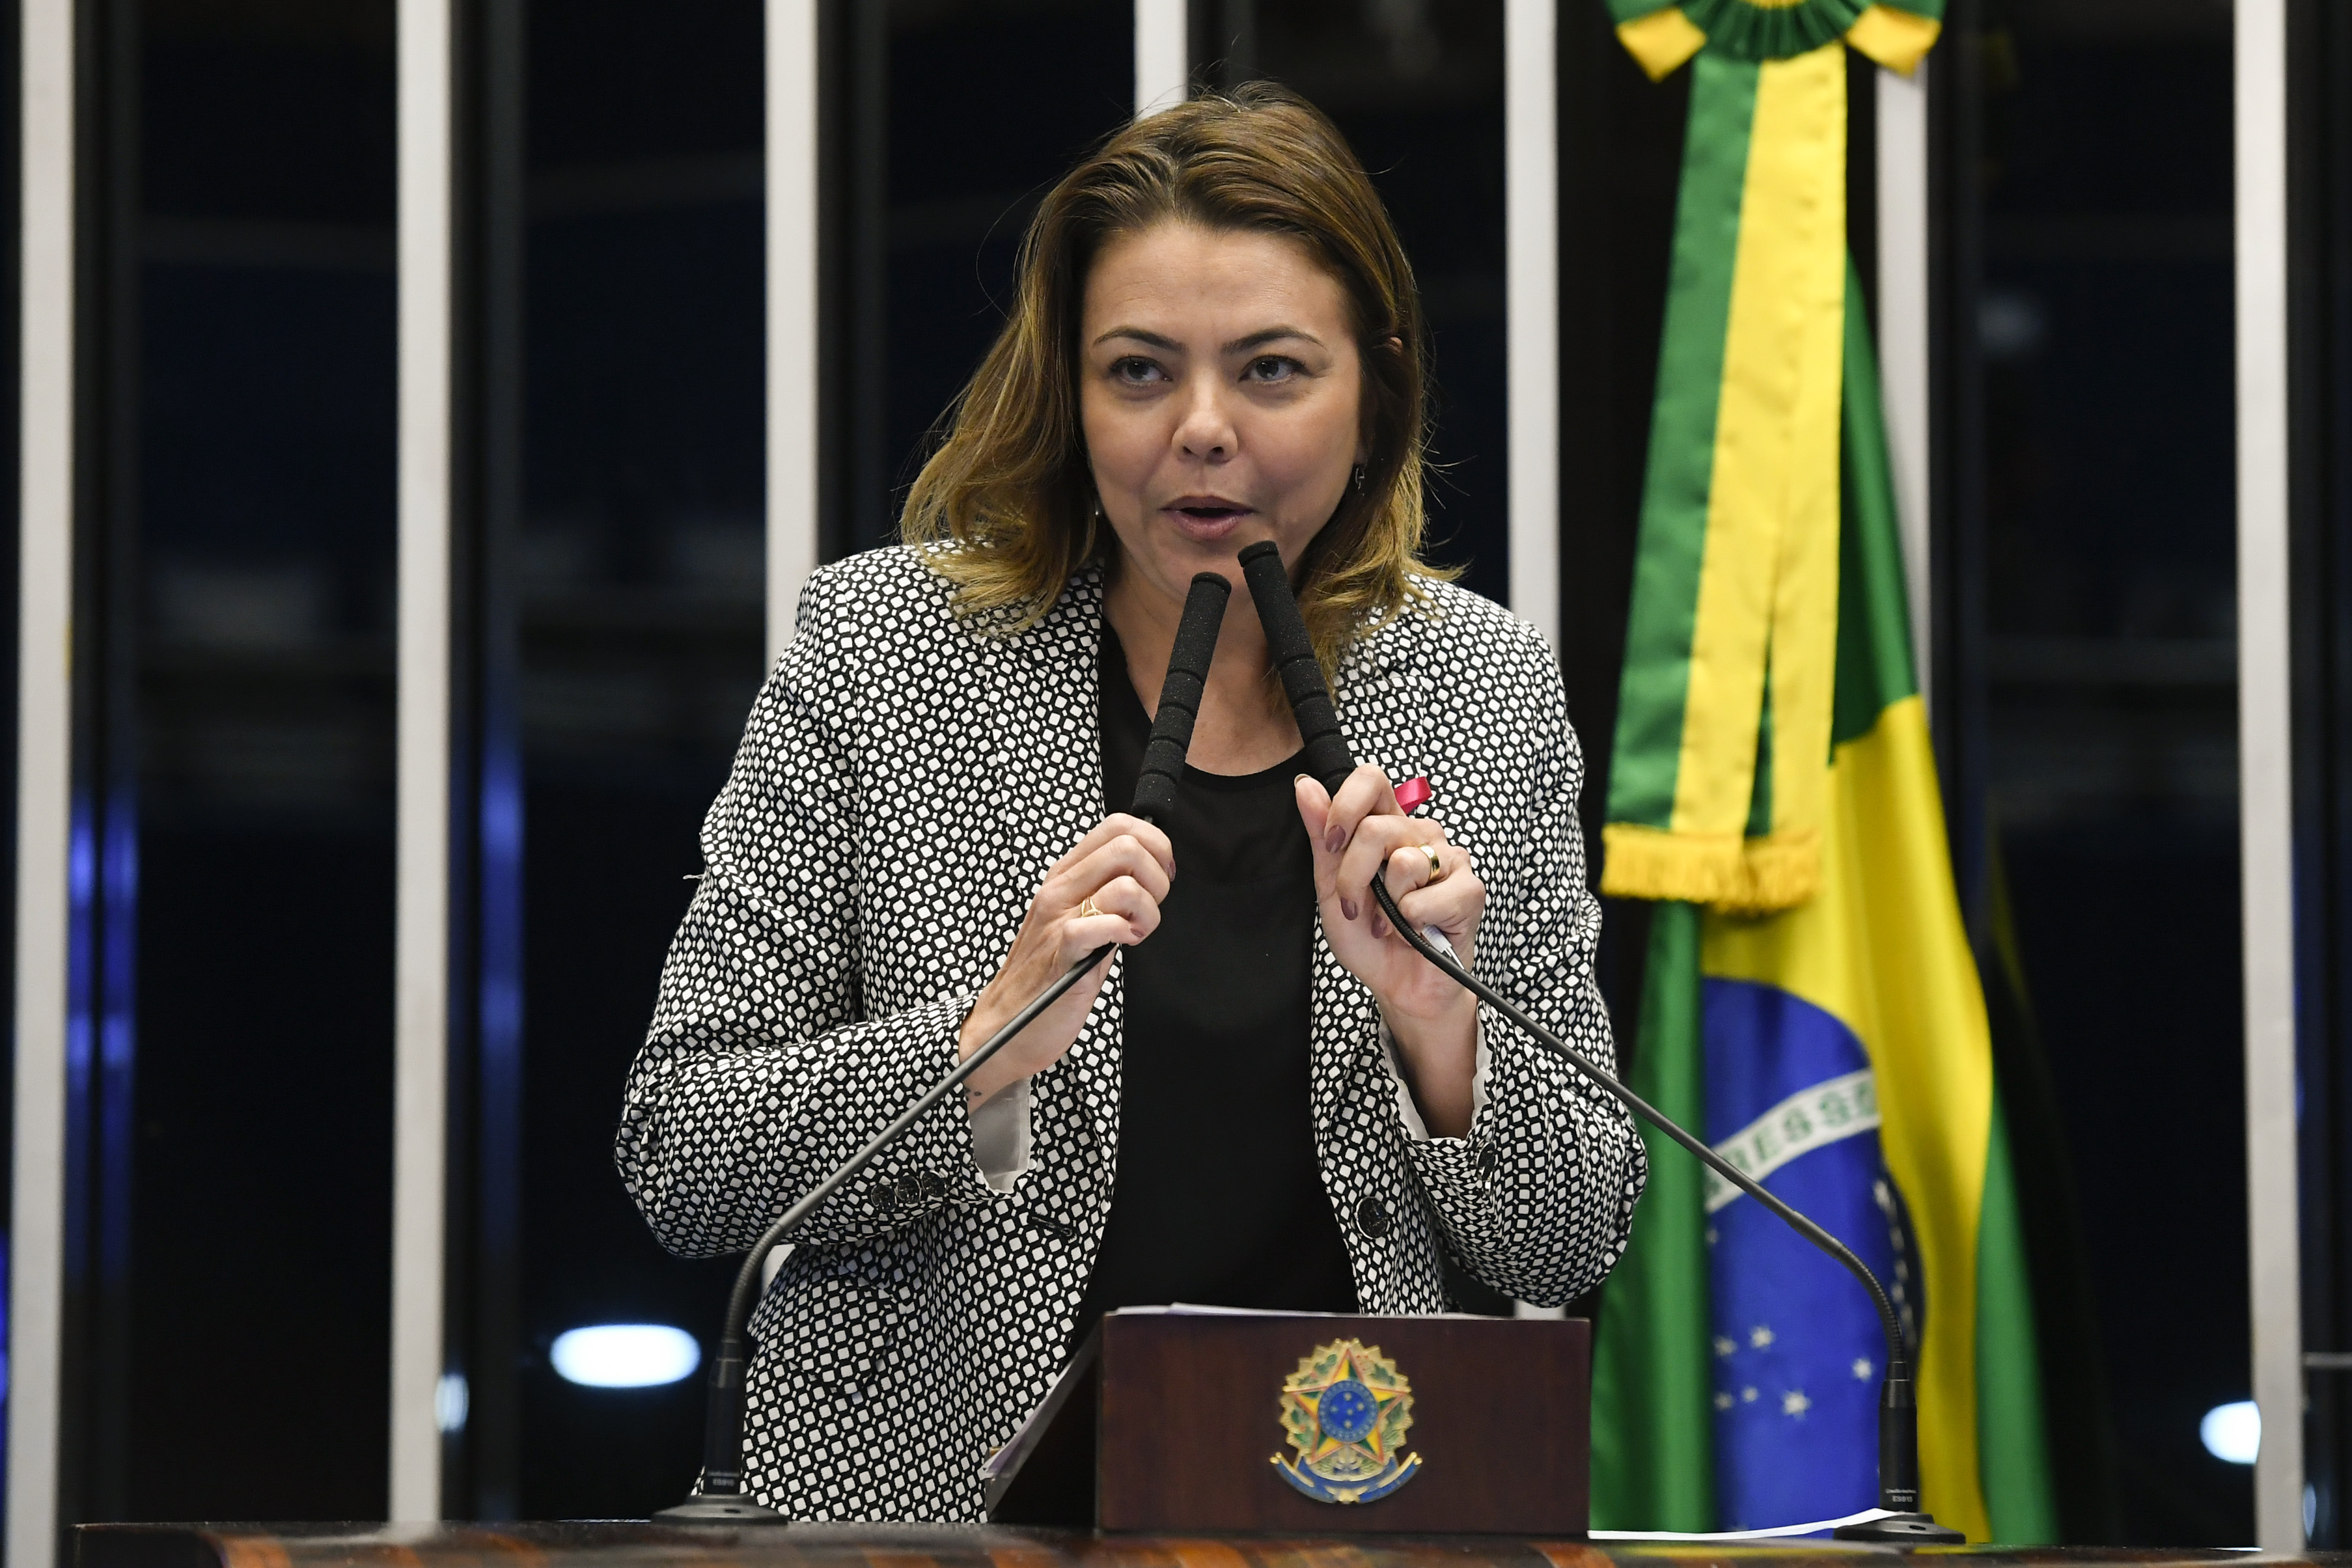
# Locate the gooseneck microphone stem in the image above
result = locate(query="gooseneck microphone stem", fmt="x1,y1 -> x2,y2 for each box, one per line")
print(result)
1236,540 -> 1958,1541
659,572 -> 1234,1523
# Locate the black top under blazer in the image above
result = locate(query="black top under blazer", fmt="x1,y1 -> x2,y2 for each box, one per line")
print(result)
614,544 -> 1648,1522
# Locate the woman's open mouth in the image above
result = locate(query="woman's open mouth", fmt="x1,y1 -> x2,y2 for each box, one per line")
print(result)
1163,497 -> 1254,537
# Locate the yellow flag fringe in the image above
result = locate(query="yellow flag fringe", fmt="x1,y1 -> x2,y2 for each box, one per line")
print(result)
1600,823 -> 1822,913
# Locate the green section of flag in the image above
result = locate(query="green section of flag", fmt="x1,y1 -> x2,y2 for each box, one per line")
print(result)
1589,901 -> 1716,1532
1680,0 -> 1868,59
1605,55 -> 1759,831
1832,255 -> 1917,745
1976,1096 -> 2059,1542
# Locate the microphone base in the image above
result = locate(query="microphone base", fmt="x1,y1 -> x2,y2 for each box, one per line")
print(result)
652,1495 -> 788,1526
1833,1513 -> 1968,1545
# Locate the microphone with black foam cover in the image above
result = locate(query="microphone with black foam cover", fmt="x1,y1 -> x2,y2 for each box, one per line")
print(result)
655,567 -> 1235,1524
1238,541 -> 1352,795
1131,572 -> 1234,818
1232,540 -> 1959,1541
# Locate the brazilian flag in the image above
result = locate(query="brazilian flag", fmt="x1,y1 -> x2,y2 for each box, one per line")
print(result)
1590,283 -> 2056,1538
1581,3 -> 2055,1523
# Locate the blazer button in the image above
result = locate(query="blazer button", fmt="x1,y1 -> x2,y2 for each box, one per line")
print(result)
1477,1146 -> 1499,1177
869,1179 -> 900,1213
1355,1196 -> 1392,1239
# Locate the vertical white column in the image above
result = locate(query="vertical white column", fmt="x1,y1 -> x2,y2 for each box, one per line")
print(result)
767,0 -> 820,664
391,0 -> 454,1522
1875,61 -> 1931,719
9,0 -> 75,1558
1501,0 -> 1570,1311
2234,0 -> 2301,1548
1133,0 -> 1187,118
1504,0 -> 1558,645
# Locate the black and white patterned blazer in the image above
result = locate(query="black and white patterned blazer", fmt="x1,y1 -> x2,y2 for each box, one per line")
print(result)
615,544 -> 1645,1522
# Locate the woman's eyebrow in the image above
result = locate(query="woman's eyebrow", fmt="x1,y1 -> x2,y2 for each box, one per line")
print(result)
1226,325 -> 1322,353
1092,326 -> 1181,349
1090,325 -> 1326,352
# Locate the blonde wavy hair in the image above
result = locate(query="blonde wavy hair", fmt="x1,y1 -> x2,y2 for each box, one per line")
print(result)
899,83 -> 1447,674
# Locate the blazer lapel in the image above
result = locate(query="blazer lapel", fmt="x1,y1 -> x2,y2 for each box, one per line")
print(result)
1333,635 -> 1436,789
999,571 -> 1122,1153
1306,631 -> 1439,1164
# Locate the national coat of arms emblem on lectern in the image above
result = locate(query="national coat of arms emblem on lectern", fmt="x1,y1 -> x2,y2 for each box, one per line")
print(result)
1270,1338 -> 1424,1504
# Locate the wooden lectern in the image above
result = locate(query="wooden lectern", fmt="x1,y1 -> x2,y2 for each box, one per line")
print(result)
77,1521 -> 2322,1568
985,1310 -> 1590,1535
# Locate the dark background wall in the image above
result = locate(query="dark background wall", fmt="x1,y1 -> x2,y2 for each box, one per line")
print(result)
499,0 -> 769,1522
76,0 -> 399,1522
1931,0 -> 2247,1544
2293,0 -> 2352,1546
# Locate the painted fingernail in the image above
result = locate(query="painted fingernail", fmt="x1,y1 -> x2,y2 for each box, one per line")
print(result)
1341,897 -> 1359,921
1294,773 -> 1312,786
1372,916 -> 1389,939
1325,827 -> 1346,854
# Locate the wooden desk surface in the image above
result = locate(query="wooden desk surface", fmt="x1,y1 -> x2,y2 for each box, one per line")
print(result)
67,1522 -> 2346,1568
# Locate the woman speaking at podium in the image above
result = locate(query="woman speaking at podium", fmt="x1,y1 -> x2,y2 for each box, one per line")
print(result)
616,85 -> 1644,1523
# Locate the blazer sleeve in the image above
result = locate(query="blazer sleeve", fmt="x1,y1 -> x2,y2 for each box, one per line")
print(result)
1398,633 -> 1648,1308
613,570 -> 1008,1259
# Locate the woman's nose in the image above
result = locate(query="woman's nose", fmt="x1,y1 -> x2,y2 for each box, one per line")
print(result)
1172,384 -> 1236,461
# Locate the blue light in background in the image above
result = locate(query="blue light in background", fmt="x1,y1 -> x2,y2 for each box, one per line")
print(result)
550,1325 -> 701,1388
2200,1401 -> 2259,1465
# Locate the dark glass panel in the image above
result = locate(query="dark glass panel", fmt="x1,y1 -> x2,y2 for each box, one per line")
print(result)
833,0 -> 1133,557
1944,0 -> 2245,1543
96,0 -> 397,1522
2291,0 -> 2352,1544
500,0 -> 765,1522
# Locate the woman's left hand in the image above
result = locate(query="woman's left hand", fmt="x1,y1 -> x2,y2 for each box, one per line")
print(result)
1295,766 -> 1482,1137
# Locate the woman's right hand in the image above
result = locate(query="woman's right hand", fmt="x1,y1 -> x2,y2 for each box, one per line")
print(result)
958,813 -> 1173,1105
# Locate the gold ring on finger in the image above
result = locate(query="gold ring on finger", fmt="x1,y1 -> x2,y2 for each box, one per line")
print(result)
1420,844 -> 1448,883
1077,896 -> 1105,920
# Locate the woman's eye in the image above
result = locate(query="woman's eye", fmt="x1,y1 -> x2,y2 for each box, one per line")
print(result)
1111,357 -> 1165,384
1245,356 -> 1301,383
